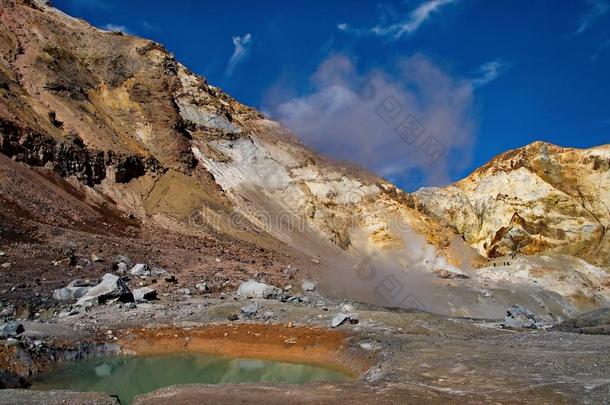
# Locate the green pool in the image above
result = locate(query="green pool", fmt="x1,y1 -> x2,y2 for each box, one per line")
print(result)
32,353 -> 349,404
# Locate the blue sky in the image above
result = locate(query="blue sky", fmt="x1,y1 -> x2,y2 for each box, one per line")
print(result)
54,0 -> 610,191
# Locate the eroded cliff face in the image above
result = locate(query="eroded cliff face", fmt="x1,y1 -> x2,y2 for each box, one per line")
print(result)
0,0 -> 609,317
0,0 -> 467,264
414,142 -> 610,266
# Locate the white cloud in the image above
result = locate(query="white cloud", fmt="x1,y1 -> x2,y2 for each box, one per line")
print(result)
265,54 -> 476,188
337,23 -> 350,31
472,59 -> 512,88
339,0 -> 458,39
574,0 -> 609,35
102,23 -> 130,34
225,33 -> 253,77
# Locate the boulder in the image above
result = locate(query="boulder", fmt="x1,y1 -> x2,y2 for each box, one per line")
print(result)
76,274 -> 133,306
0,321 -> 24,338
52,288 -> 72,301
501,304 -> 543,329
133,287 -> 157,302
331,313 -> 350,328
237,280 -> 283,300
130,263 -> 151,276
53,279 -> 95,301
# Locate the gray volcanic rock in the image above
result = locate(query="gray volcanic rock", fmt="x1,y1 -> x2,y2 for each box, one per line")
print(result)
53,279 -> 95,301
0,321 -> 24,339
76,274 -> 133,306
130,264 -> 151,277
331,313 -> 350,328
501,305 -> 543,329
133,287 -> 157,302
237,280 -> 283,300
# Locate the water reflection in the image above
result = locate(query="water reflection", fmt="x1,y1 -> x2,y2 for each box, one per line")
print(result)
33,353 -> 349,404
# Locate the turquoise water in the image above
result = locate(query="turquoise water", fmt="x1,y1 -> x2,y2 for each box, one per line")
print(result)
32,353 -> 349,403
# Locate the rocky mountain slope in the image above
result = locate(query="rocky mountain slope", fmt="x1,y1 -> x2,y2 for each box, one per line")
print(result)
415,141 -> 610,266
0,0 -> 608,319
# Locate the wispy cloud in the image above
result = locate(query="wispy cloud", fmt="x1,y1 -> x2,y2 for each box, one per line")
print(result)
265,54 -> 476,188
574,0 -> 609,35
338,0 -> 458,39
591,39 -> 610,61
471,59 -> 512,88
102,23 -> 130,34
225,33 -> 253,77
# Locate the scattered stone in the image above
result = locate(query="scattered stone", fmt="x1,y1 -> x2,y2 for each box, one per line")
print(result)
301,279 -> 316,292
76,274 -> 133,306
261,311 -> 275,319
311,259 -> 320,264
1,262 -> 12,269
196,282 -> 210,293
124,302 -> 137,310
237,279 -> 283,300
133,287 -> 157,302
115,262 -> 127,275
178,288 -> 191,296
0,305 -> 15,317
130,263 -> 151,277
0,251 -> 5,257
240,302 -> 260,318
112,255 -> 132,274
165,275 -> 177,283
285,295 -> 305,304
501,304 -> 544,329
151,267 -> 170,277
91,254 -> 103,262
228,313 -> 239,321
0,321 -> 24,338
76,257 -> 91,267
331,313 -> 351,328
